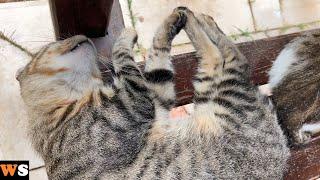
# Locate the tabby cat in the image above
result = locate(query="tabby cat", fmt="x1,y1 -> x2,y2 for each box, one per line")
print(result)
269,30 -> 320,145
17,7 -> 289,179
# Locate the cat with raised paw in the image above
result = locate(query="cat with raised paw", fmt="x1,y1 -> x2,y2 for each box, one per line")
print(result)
17,7 -> 289,180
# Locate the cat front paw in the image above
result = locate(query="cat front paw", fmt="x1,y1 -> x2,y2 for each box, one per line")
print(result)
293,128 -> 312,145
167,7 -> 188,36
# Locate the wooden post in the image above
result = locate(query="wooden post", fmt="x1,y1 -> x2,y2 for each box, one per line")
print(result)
49,0 -> 114,39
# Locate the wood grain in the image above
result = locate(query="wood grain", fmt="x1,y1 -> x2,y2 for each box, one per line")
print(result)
49,0 -> 114,39
285,137 -> 320,180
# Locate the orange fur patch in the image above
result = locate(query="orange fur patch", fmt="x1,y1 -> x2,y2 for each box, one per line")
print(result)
29,67 -> 70,76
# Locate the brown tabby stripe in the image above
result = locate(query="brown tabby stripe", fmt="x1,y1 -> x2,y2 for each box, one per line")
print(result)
218,89 -> 256,103
94,110 -> 127,133
194,90 -> 214,97
28,45 -> 50,73
215,113 -> 241,129
173,165 -> 182,180
203,151 -> 216,178
112,48 -> 130,57
135,106 -> 154,120
63,158 -> 94,180
144,69 -> 174,83
193,96 -> 211,104
193,76 -> 214,82
114,51 -> 133,59
34,67 -> 70,76
156,96 -> 175,110
161,143 -> 181,174
46,101 -> 77,133
190,149 -> 198,178
212,97 -> 246,118
124,85 -> 136,100
52,149 -> 91,178
57,130 -> 69,150
109,98 -> 133,122
117,65 -> 142,77
136,143 -> 158,179
48,157 -> 61,174
238,104 -> 258,112
152,46 -> 170,52
217,79 -> 251,90
224,68 -> 245,78
118,57 -> 135,65
126,79 -> 148,92
154,144 -> 167,179
238,63 -> 249,71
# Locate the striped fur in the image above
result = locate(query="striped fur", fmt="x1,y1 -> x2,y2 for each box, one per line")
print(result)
18,7 -> 289,180
269,30 -> 320,145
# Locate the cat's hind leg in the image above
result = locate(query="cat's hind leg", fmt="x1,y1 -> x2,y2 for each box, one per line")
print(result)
178,7 -> 256,137
195,13 -> 250,79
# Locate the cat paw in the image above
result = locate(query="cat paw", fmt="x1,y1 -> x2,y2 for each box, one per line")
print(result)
174,6 -> 193,18
294,129 -> 313,145
119,28 -> 138,43
158,7 -> 188,40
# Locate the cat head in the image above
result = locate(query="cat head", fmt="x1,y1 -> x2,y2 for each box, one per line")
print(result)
16,35 -> 103,111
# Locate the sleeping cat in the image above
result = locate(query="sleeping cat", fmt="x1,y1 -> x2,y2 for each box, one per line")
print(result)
269,31 -> 320,145
17,7 -> 289,179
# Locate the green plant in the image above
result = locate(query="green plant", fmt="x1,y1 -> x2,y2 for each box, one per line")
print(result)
0,30 -> 33,57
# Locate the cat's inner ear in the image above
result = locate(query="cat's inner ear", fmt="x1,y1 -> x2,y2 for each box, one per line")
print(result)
16,67 -> 24,81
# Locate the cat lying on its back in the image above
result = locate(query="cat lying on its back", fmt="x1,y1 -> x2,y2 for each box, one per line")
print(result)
269,31 -> 320,146
17,7 -> 289,179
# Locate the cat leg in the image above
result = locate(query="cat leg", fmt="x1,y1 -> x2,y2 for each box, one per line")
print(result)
179,7 -> 256,137
144,10 -> 186,139
195,13 -> 250,80
144,10 -> 186,119
111,29 -> 154,121
195,13 -> 258,117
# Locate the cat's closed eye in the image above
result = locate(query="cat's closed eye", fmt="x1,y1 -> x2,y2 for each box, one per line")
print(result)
69,39 -> 88,52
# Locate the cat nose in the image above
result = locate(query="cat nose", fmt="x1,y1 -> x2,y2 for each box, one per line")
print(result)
16,67 -> 24,81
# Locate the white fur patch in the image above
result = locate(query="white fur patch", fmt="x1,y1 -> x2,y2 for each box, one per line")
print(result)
301,122 -> 320,134
268,48 -> 298,89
